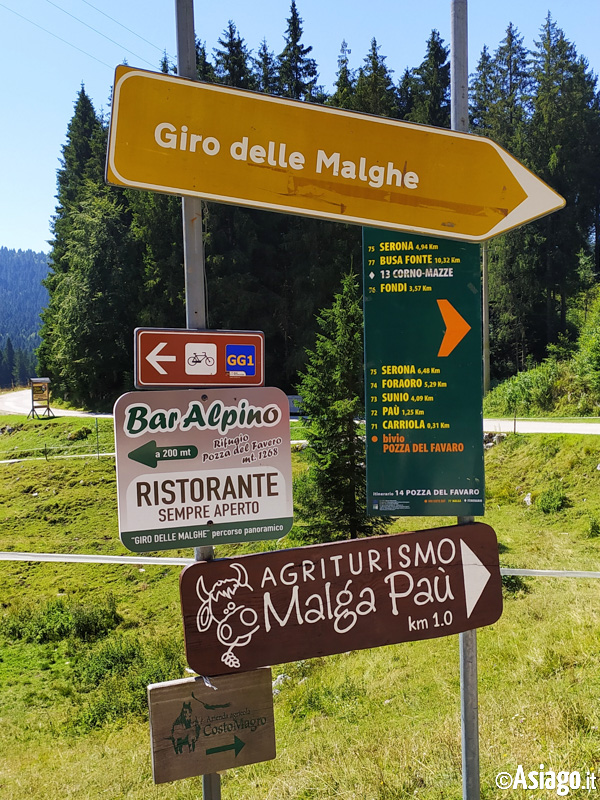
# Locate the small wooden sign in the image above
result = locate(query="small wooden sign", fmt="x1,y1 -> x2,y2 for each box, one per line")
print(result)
28,378 -> 54,419
148,669 -> 275,784
180,523 -> 502,676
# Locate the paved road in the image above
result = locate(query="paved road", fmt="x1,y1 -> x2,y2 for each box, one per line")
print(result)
2,389 -> 600,434
483,418 -> 600,435
0,389 -> 108,417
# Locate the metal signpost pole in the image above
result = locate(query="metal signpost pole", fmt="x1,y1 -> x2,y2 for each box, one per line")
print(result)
482,242 -> 490,394
175,0 -> 207,334
451,1 -> 481,799
459,621 -> 480,800
174,2 -> 220,798
175,0 -> 208,336
450,0 -> 469,134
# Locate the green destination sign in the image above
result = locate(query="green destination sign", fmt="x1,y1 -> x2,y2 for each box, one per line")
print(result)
363,228 -> 484,517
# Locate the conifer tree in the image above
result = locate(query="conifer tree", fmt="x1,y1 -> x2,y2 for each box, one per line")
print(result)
254,39 -> 278,94
528,14 -> 599,343
327,41 -> 356,110
12,349 -> 30,387
491,23 -> 531,152
0,346 -> 8,388
277,0 -> 318,100
397,67 -> 416,120
160,51 -> 175,75
471,27 -> 538,377
469,45 -> 495,134
195,40 -> 216,82
404,30 -> 450,127
354,39 -> 397,117
213,21 -> 255,89
293,274 -> 390,542
475,16 -> 600,377
49,87 -> 106,280
4,338 -> 14,387
39,87 -> 108,392
45,184 -> 140,406
126,189 -> 185,329
487,228 -> 548,376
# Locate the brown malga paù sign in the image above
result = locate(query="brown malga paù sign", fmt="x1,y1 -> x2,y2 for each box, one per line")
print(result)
148,669 -> 275,783
180,523 -> 502,676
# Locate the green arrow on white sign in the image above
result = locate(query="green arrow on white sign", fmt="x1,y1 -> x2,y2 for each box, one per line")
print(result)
128,440 -> 199,469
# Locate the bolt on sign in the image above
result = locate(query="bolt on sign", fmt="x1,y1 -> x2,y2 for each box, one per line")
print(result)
113,388 -> 293,552
363,228 -> 484,517
148,669 -> 275,784
179,523 -> 502,676
106,66 -> 564,243
134,328 -> 265,389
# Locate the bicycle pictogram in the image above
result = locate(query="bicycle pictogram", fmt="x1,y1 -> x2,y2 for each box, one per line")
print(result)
187,351 -> 215,368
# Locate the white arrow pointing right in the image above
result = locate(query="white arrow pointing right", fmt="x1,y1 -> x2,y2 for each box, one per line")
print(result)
146,342 -> 176,375
460,539 -> 491,618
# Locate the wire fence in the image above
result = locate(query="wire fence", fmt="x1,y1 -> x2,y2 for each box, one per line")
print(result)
0,420 -> 311,463
0,418 -> 115,462
0,550 -> 598,580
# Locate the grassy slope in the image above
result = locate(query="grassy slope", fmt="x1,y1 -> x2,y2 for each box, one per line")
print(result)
1,420 -> 600,798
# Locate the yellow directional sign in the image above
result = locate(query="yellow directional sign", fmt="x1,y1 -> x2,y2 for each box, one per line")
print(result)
107,66 -> 565,242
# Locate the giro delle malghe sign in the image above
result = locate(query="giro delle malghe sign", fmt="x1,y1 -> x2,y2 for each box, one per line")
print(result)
107,66 -> 564,242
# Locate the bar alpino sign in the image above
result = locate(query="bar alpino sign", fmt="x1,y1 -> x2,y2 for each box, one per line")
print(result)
113,388 -> 293,552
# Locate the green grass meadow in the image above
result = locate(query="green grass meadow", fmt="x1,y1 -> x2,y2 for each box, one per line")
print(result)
1,417 -> 600,798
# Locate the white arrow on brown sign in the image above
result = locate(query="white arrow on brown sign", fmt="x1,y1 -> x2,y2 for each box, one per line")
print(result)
146,342 -> 176,374
180,523 -> 503,676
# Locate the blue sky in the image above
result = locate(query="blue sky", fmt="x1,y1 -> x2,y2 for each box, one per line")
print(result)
0,0 -> 597,254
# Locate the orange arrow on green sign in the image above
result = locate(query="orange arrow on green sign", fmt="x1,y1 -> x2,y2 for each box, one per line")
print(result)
437,299 -> 472,357
107,66 -> 565,242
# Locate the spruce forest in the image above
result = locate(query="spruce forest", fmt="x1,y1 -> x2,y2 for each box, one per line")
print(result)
0,247 -> 48,388
37,3 -> 600,409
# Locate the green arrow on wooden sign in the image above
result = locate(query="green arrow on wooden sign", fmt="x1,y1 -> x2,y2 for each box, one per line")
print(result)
206,736 -> 245,757
127,439 -> 198,468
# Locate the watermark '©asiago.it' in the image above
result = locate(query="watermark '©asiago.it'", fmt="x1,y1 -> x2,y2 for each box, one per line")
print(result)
496,765 -> 597,795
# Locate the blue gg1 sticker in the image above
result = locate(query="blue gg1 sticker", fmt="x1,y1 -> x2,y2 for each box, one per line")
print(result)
225,344 -> 256,376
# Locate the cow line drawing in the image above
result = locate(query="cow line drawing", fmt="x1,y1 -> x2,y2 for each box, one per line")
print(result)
196,563 -> 260,669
